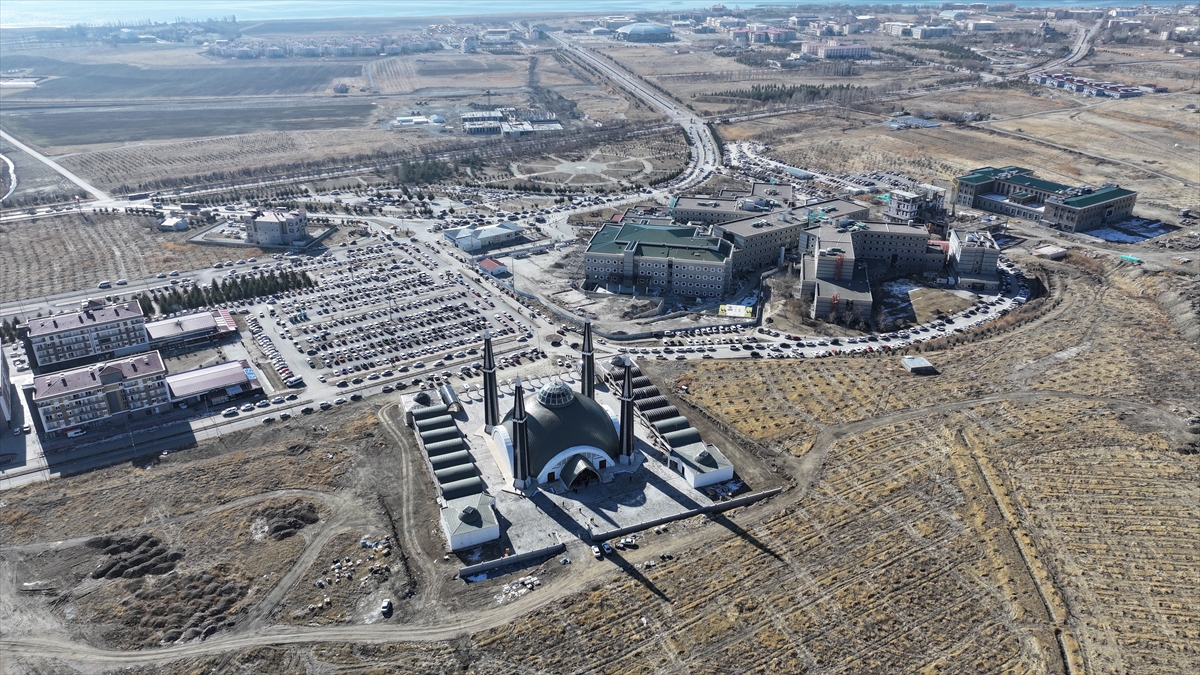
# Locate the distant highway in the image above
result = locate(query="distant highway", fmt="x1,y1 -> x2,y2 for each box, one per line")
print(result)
549,33 -> 720,192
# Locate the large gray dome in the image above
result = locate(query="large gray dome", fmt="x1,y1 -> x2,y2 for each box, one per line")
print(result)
617,23 -> 672,35
502,387 -> 619,479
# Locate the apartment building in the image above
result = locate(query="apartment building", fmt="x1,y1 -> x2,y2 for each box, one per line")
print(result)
31,351 -> 169,436
23,299 -> 148,370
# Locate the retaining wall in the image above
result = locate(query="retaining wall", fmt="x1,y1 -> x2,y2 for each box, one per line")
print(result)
458,542 -> 566,579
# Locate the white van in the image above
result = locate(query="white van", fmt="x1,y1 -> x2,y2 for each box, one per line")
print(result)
66,428 -> 86,438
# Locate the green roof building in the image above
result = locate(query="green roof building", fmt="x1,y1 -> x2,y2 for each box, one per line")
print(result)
953,166 -> 1136,232
583,223 -> 733,296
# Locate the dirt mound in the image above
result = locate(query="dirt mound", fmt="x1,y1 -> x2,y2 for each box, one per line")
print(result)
94,568 -> 249,648
85,533 -> 184,580
253,500 -> 320,541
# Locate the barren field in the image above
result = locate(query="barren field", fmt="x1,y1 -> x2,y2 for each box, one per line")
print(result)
53,128 -> 439,193
734,86 -> 1197,217
2,102 -> 377,147
3,244 -> 1195,675
761,108 -> 1195,221
0,212 -> 264,303
18,43 -> 220,68
372,54 -> 526,94
1,54 -> 362,100
0,138 -> 85,207
1076,47 -> 1200,86
987,94 -> 1200,187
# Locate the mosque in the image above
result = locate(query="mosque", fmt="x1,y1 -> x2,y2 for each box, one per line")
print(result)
405,320 -> 733,552
488,321 -> 641,491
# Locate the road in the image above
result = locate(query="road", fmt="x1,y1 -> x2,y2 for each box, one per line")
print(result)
550,33 -> 720,192
0,129 -> 108,201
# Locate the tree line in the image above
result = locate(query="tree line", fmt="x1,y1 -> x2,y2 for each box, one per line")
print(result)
142,269 -> 314,315
710,83 -> 869,104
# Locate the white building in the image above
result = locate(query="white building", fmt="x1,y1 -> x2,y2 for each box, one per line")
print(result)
31,351 -> 169,436
442,221 -> 523,251
24,299 -> 148,369
441,494 -> 500,551
949,229 -> 1001,291
246,209 -> 308,247
667,441 -> 735,488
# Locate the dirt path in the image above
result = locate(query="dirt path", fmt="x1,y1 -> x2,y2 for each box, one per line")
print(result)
0,129 -> 108,200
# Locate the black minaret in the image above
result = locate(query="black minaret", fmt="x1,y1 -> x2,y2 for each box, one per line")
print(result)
580,318 -> 596,400
618,356 -> 636,462
511,376 -> 530,488
482,331 -> 499,431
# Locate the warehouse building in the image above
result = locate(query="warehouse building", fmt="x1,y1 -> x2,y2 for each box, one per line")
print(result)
164,359 -> 262,407
442,221 -> 523,251
615,23 -> 674,42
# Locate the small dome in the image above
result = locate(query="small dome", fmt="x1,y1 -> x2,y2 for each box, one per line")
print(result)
537,381 -> 575,408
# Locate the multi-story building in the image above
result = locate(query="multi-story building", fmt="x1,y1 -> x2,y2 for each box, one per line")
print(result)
913,25 -> 953,38
669,183 -> 794,225
31,351 -> 169,436
0,350 -> 12,431
949,229 -> 1001,291
713,196 -> 866,273
584,223 -> 733,297
799,222 -> 946,321
23,299 -> 148,370
883,185 -> 946,224
801,39 -> 871,59
953,166 -> 1137,232
1042,186 -> 1138,232
246,209 -> 308,247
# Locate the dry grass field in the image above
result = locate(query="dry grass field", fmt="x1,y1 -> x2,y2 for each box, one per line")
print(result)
52,128 -> 439,193
0,243 -> 1195,667
372,53 -> 528,94
0,212 -> 267,303
761,117 -> 1193,222
0,138 -> 84,207
729,86 -> 1197,220
987,95 -> 1200,187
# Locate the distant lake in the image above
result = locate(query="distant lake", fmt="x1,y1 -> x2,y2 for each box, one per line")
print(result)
0,0 -> 1179,29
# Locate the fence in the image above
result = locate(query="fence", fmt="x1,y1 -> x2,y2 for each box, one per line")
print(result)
588,487 -> 782,542
457,542 -> 566,580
